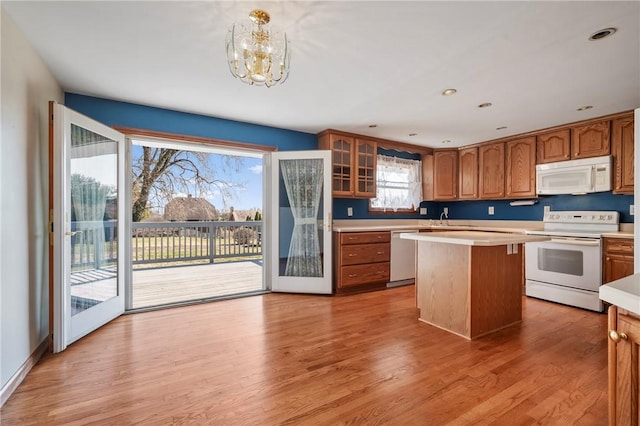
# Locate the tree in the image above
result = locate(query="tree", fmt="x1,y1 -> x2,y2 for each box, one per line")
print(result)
131,147 -> 245,222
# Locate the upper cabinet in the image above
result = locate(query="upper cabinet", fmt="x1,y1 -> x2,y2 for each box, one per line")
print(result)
354,138 -> 377,198
537,129 -> 570,164
433,150 -> 458,200
572,120 -> 611,159
479,142 -> 505,199
612,114 -> 635,195
458,147 -> 478,200
318,131 -> 377,198
506,137 -> 536,198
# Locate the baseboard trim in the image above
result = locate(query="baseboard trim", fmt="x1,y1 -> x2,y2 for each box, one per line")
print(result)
0,338 -> 48,407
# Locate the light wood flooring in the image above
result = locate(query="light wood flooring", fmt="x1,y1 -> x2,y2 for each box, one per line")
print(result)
1,286 -> 608,425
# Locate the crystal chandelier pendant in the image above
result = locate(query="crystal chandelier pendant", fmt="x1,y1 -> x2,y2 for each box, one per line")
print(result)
225,9 -> 291,87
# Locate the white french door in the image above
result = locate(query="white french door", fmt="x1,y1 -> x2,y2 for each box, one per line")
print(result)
267,150 -> 332,294
52,103 -> 126,352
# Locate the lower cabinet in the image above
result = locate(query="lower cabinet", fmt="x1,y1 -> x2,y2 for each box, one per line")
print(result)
608,305 -> 640,426
603,238 -> 634,284
334,231 -> 390,293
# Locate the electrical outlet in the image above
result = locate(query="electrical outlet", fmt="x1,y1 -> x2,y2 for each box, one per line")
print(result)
631,205 -> 635,216
488,206 -> 495,215
347,207 -> 353,217
420,207 -> 427,215
443,207 -> 449,215
544,205 -> 551,213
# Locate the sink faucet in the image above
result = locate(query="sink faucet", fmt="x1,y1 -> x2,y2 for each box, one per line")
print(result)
439,211 -> 449,225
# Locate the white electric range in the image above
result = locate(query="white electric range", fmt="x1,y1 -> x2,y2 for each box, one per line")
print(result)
525,211 -> 620,312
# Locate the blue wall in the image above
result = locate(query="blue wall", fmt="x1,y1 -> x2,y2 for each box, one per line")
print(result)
65,93 -> 318,150
66,93 -> 634,224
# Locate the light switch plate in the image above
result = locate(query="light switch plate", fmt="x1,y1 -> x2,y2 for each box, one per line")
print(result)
347,207 -> 353,217
443,207 -> 449,215
488,206 -> 495,215
420,207 -> 427,215
544,205 -> 551,213
631,205 -> 635,216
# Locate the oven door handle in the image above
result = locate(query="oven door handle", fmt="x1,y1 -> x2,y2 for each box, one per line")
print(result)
548,238 -> 600,247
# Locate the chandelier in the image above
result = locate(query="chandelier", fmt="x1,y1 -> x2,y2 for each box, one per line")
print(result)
225,9 -> 291,87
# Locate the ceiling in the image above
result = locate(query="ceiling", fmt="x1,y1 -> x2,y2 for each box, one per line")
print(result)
3,1 -> 639,148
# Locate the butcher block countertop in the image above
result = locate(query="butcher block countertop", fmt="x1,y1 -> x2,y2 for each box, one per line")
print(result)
399,230 -> 550,246
600,274 -> 640,315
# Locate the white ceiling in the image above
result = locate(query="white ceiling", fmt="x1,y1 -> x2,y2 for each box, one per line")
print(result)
3,1 -> 639,148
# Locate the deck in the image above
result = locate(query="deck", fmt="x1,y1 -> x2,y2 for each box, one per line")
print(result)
70,261 -> 264,311
131,261 -> 264,309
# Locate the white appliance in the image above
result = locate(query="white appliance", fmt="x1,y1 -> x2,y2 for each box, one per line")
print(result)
389,230 -> 418,286
536,155 -> 612,195
526,211 -> 619,312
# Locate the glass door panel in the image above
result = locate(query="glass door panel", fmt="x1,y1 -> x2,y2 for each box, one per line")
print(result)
270,151 -> 332,294
52,103 -> 125,352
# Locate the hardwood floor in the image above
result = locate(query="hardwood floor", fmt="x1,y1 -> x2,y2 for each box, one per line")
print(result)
1,286 -> 608,425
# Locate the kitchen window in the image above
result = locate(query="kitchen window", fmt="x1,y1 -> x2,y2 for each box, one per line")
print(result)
370,155 -> 422,212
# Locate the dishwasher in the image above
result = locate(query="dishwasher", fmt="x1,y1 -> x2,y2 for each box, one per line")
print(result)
388,230 -> 418,287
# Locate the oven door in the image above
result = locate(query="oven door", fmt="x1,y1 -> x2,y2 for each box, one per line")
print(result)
525,237 -> 601,291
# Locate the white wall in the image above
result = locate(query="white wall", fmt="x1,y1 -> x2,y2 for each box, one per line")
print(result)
1,8 -> 63,389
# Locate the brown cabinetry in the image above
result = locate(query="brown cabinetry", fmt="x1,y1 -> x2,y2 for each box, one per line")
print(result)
572,120 -> 611,159
433,150 -> 458,200
612,114 -> 635,194
458,147 -> 478,199
537,129 -> 571,164
335,231 -> 390,293
318,131 -> 377,198
607,306 -> 640,426
478,142 -> 505,199
506,137 -> 536,198
603,237 -> 635,284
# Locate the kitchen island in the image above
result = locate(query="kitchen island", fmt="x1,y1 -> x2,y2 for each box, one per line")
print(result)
401,231 -> 550,340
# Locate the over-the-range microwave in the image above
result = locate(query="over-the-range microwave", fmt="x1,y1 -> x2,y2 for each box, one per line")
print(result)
536,155 -> 612,195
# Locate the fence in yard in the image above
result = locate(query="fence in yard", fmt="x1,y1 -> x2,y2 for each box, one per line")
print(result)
70,220 -> 263,271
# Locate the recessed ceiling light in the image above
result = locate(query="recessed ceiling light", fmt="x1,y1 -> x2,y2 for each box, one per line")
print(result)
478,102 -> 492,108
368,124 -> 378,128
441,140 -> 451,144
409,133 -> 418,137
577,105 -> 593,111
496,126 -> 508,130
589,28 -> 617,41
442,88 -> 457,96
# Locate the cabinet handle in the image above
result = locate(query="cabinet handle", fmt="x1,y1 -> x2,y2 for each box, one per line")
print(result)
609,330 -> 628,343
348,237 -> 356,240
348,274 -> 357,278
348,253 -> 357,257
377,251 -> 384,255
377,235 -> 382,239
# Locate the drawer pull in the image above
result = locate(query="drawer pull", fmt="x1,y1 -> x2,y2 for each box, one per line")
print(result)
377,235 -> 383,239
348,253 -> 357,257
348,237 -> 356,240
377,251 -> 384,255
348,274 -> 357,278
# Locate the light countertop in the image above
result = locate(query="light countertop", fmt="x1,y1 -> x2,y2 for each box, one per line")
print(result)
602,232 -> 634,239
332,219 -> 541,234
399,230 -> 550,246
600,274 -> 640,315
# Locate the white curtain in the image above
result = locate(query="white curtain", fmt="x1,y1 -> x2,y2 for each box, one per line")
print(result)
280,159 -> 324,277
371,155 -> 422,211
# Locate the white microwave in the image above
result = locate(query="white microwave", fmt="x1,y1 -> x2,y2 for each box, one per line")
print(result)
536,155 -> 612,195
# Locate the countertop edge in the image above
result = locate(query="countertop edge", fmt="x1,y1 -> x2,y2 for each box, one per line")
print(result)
599,275 -> 640,315
399,231 -> 550,247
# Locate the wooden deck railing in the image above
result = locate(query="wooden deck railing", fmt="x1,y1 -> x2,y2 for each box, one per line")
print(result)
70,220 -> 262,270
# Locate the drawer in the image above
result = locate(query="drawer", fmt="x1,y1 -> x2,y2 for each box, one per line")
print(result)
340,231 -> 391,245
340,262 -> 390,287
341,243 -> 390,265
604,238 -> 634,255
